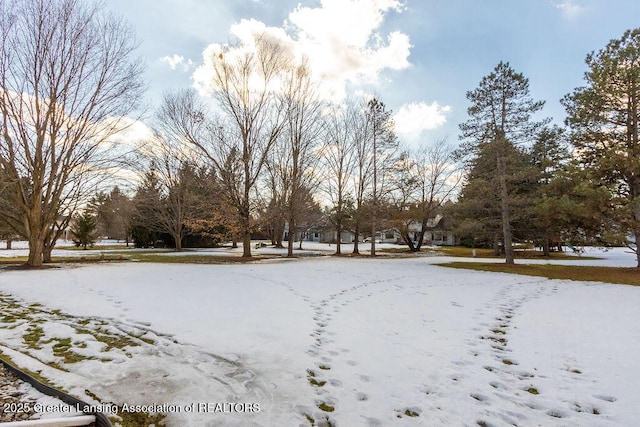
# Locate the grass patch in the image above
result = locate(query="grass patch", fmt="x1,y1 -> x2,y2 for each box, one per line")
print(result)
303,413 -> 315,425
22,326 -> 44,349
377,247 -> 425,254
0,353 -> 69,393
94,332 -> 140,351
55,244 -> 130,251
404,409 -> 420,417
49,338 -> 90,364
438,262 -> 640,286
132,254 -> 274,264
308,378 -> 326,387
115,410 -> 166,427
527,387 -> 540,395
316,402 -> 335,412
435,246 -> 599,260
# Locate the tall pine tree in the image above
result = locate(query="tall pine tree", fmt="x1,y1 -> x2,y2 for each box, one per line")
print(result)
563,28 -> 640,267
459,62 -> 547,264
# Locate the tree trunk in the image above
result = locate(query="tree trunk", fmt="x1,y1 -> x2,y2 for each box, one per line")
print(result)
493,232 -> 501,256
287,217 -> 295,257
633,181 -> 640,268
415,229 -> 426,252
370,215 -> 376,256
403,233 -> 416,252
6,239 -> 11,250
242,231 -> 252,257
232,237 -> 238,248
174,233 -> 183,251
497,152 -> 514,264
635,231 -> 640,268
28,235 -> 44,267
542,237 -> 550,257
335,223 -> 342,255
43,244 -> 53,263
352,225 -> 360,254
241,214 -> 252,257
275,220 -> 285,248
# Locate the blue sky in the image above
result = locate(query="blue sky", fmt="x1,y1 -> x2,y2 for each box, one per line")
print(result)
104,0 -> 640,147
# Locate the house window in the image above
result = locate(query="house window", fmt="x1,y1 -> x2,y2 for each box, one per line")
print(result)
385,231 -> 394,239
314,232 -> 319,238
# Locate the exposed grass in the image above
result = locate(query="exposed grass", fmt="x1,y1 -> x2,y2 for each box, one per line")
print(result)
22,326 -> 45,349
0,255 -> 128,267
131,254 -> 275,264
48,338 -> 91,364
116,410 -> 166,427
0,251 -> 275,267
378,245 -> 601,260
94,330 -> 140,351
404,409 -> 420,417
316,402 -> 335,412
0,295 -> 167,427
0,352 -> 69,393
55,244 -> 130,251
435,246 -> 599,260
439,262 -> 640,286
377,247 -> 425,254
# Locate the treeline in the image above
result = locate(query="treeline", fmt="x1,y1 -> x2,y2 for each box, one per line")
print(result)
1,0 -> 639,268
451,30 -> 640,268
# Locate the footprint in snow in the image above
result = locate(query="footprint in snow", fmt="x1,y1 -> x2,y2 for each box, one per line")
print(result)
593,394 -> 617,402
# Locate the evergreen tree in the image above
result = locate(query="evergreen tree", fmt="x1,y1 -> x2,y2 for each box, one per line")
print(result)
563,28 -> 640,267
527,126 -> 571,254
130,169 -> 162,248
90,187 -> 134,243
71,211 -> 98,250
459,61 -> 548,263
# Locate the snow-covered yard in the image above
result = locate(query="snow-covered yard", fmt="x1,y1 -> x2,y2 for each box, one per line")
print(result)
0,247 -> 639,426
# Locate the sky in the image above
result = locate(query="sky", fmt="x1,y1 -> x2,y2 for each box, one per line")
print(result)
104,0 -> 640,148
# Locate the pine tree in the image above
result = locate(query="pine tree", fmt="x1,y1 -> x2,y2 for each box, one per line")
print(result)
563,28 -> 640,267
71,211 -> 98,250
527,126 -> 571,255
459,62 -> 548,264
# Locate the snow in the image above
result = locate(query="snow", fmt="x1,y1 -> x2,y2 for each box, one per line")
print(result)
0,246 -> 639,426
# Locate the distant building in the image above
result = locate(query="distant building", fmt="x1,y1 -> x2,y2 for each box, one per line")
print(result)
284,213 -> 457,245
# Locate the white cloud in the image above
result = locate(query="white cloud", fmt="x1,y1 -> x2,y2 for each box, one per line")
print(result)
393,102 -> 451,140
192,0 -> 411,101
553,1 -> 586,19
159,54 -> 194,72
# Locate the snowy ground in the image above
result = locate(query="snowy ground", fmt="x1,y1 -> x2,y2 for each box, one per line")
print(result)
0,245 -> 639,426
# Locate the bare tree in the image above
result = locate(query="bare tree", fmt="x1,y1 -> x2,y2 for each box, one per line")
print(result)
134,132 -> 203,251
366,98 -> 397,256
279,59 -> 324,256
261,146 -> 288,248
158,34 -> 288,257
0,0 -> 144,267
390,139 -> 462,252
320,105 -> 356,255
348,99 -> 374,254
